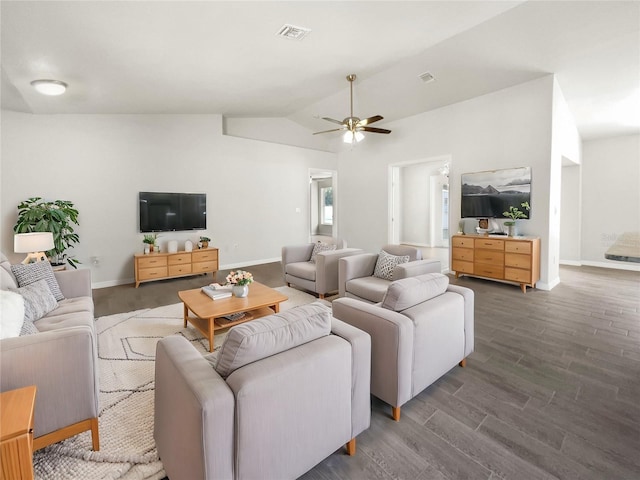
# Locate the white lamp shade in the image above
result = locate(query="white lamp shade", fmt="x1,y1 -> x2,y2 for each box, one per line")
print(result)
14,232 -> 55,253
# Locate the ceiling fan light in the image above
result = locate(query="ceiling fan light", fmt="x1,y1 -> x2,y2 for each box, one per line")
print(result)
343,130 -> 365,144
30,79 -> 67,96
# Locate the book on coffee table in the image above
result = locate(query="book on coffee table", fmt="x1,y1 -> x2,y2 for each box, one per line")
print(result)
201,286 -> 232,300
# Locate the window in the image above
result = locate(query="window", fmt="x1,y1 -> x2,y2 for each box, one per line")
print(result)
320,186 -> 333,225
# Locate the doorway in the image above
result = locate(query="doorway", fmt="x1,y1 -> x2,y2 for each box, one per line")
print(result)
389,156 -> 450,271
309,169 -> 338,242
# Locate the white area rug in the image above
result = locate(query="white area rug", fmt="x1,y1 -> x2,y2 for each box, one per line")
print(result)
33,286 -> 318,480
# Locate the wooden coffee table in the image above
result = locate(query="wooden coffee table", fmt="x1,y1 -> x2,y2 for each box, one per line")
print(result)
178,282 -> 288,352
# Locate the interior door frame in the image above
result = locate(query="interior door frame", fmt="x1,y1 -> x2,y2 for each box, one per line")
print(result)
309,168 -> 338,241
388,155 -> 451,245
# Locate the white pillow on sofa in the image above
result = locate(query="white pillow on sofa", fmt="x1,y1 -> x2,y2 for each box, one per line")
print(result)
0,290 -> 25,339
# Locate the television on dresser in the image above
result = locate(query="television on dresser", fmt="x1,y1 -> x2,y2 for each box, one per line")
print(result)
461,166 -> 531,218
139,192 -> 206,232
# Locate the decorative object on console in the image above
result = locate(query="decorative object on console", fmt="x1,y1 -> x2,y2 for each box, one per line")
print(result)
167,240 -> 178,254
13,232 -> 54,264
14,197 -> 81,268
503,201 -> 530,237
142,233 -> 158,252
313,74 -> 391,143
226,270 -> 253,297
461,167 -> 531,219
199,236 -> 211,249
184,240 -> 193,252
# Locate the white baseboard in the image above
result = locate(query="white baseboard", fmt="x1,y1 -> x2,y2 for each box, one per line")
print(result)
580,260 -> 640,272
559,260 -> 582,266
220,257 -> 282,270
92,278 -> 135,289
536,277 -> 560,291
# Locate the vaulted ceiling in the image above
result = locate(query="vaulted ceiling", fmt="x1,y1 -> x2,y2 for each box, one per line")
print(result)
2,1 -> 638,141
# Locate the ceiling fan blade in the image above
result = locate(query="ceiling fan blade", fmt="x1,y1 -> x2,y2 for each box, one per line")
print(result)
361,126 -> 392,134
358,115 -> 383,127
321,117 -> 345,126
313,127 -> 346,135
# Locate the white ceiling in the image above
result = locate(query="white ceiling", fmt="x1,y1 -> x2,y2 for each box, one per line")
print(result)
2,1 -> 639,141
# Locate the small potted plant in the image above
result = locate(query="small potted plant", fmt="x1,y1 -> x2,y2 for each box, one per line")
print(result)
225,270 -> 253,298
143,233 -> 159,253
503,202 -> 530,237
199,236 -> 211,249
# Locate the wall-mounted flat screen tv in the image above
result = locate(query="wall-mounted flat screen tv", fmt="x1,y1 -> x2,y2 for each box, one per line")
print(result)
139,192 -> 206,232
461,167 -> 531,218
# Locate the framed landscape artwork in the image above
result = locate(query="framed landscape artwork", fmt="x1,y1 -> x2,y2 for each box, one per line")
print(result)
461,166 -> 531,218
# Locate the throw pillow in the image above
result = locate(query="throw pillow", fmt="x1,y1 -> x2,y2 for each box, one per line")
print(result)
382,273 -> 450,312
0,290 -> 25,339
373,250 -> 410,281
310,242 -> 337,263
10,279 -> 58,323
215,302 -> 332,378
11,261 -> 64,301
20,318 -> 39,336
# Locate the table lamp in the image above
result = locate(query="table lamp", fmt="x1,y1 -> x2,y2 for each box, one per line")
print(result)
14,232 -> 55,264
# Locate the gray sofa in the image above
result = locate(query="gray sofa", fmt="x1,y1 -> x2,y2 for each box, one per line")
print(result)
155,302 -> 371,480
282,238 -> 363,298
339,244 -> 441,303
333,273 -> 474,421
0,253 -> 100,451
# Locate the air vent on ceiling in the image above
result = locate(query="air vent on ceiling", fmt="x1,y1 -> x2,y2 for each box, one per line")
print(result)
419,71 -> 435,83
276,24 -> 311,40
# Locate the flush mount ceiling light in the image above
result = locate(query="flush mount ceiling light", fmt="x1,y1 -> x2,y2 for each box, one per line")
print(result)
30,79 -> 68,96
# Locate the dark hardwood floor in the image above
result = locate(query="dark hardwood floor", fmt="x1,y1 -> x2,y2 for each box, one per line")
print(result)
94,264 -> 640,480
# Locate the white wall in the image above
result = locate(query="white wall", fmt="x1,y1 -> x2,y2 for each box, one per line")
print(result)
547,78 -> 583,287
338,76 -> 561,288
581,134 -> 640,270
560,164 -> 582,264
1,112 -> 336,287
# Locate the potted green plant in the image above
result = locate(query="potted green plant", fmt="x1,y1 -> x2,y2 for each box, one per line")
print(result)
199,236 -> 211,249
143,233 -> 159,252
14,197 -> 81,268
503,201 -> 530,237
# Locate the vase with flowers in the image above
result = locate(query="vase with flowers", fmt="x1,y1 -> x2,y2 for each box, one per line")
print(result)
226,270 -> 254,298
503,202 -> 530,237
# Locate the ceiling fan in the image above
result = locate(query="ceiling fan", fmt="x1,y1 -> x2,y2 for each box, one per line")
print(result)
313,74 -> 391,143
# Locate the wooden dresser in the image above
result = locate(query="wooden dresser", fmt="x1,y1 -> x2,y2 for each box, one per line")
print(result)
134,248 -> 219,287
451,234 -> 540,293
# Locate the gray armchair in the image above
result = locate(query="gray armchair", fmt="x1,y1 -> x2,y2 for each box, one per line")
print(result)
338,244 -> 441,303
333,273 -> 474,421
282,238 -> 363,298
155,303 -> 371,480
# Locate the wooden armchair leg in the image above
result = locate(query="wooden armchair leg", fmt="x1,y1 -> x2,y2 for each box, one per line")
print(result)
392,406 -> 401,421
459,358 -> 467,368
345,438 -> 356,456
91,417 -> 100,451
